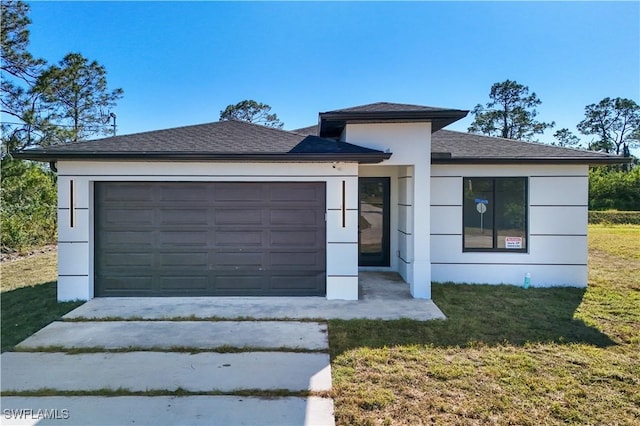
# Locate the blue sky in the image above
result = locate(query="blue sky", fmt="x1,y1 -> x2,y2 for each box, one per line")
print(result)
27,1 -> 639,147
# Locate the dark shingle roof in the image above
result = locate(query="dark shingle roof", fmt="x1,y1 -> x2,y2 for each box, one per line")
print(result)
294,125 -> 624,164
295,125 -> 319,136
289,135 -> 387,154
33,120 -> 304,154
13,119 -> 391,163
318,102 -> 469,137
13,106 -> 625,165
291,124 -> 319,136
431,130 -> 622,163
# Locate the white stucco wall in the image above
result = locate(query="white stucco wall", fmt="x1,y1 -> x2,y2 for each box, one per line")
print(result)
348,122 -> 432,298
430,164 -> 589,287
56,161 -> 360,301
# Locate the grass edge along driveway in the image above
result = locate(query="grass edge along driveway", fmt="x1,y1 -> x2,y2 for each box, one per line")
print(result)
1,251 -> 83,352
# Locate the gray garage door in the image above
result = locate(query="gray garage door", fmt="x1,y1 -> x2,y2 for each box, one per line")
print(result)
95,182 -> 326,296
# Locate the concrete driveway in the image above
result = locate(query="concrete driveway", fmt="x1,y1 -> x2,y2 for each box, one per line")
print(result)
1,273 -> 446,425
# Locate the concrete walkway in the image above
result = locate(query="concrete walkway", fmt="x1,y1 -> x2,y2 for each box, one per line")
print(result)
1,320 -> 334,426
2,351 -> 331,392
1,396 -> 334,426
16,321 -> 329,350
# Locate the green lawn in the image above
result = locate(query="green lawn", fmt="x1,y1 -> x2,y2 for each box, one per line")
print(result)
1,251 -> 83,352
330,224 -> 640,425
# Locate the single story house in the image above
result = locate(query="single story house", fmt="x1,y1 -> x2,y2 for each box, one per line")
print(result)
15,102 -> 625,301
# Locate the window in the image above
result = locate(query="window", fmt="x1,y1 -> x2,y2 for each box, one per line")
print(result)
463,177 -> 527,252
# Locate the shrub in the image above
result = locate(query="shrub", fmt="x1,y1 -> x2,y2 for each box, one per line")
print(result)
589,166 -> 640,211
1,159 -> 57,252
588,210 -> 640,225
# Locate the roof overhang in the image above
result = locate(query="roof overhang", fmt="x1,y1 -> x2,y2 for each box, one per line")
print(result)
319,109 -> 469,138
431,154 -> 632,165
13,151 -> 392,164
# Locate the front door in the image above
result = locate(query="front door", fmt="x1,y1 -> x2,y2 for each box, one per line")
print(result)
358,177 -> 390,267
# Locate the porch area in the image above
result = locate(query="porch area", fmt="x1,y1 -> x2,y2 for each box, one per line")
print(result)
64,272 -> 446,321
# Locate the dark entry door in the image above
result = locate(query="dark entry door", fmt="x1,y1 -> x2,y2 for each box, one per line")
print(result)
358,177 -> 390,267
94,182 -> 326,297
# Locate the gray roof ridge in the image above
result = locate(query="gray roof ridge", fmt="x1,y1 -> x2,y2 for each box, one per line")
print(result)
438,129 -> 617,158
288,124 -> 318,136
99,120 -> 222,140
360,101 -> 431,108
221,118 -> 303,136
30,120 -> 227,149
18,119 -> 304,152
326,101 -> 456,112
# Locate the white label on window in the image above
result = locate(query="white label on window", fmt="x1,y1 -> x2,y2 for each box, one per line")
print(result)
505,237 -> 523,249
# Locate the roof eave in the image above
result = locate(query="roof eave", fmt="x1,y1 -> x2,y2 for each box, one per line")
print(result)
431,156 -> 631,165
319,109 -> 469,138
13,151 -> 392,164
319,109 -> 468,121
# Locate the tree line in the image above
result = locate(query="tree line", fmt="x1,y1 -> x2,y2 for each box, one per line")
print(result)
1,1 -> 123,154
1,0 -> 123,251
468,79 -> 640,157
467,80 -> 639,214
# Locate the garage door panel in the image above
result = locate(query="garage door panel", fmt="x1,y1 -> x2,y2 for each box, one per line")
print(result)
270,251 -> 324,268
95,182 -> 325,297
159,276 -> 208,291
160,209 -> 209,225
270,209 -> 320,225
103,209 -> 154,225
215,209 -> 263,225
158,252 -> 209,267
103,184 -> 153,202
215,252 -> 264,268
270,184 -> 321,202
216,230 -> 265,246
214,183 -> 264,201
215,275 -> 265,292
159,184 -> 209,202
102,253 -> 153,268
159,231 -> 208,246
269,275 -> 325,294
99,277 -> 153,292
102,231 -> 154,246
271,230 -> 321,247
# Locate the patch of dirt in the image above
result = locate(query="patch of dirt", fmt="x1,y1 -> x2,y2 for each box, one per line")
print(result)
1,245 -> 58,263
